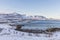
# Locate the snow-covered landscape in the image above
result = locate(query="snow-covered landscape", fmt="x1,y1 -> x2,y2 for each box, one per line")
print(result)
0,3 -> 59,40
0,13 -> 59,40
0,24 -> 59,40
0,0 -> 60,40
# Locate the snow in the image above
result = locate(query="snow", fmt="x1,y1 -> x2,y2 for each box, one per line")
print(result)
0,24 -> 60,40
0,24 -> 12,29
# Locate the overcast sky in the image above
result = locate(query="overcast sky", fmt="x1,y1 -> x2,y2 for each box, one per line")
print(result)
0,0 -> 60,19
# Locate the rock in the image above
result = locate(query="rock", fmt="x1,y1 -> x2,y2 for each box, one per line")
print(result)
15,25 -> 23,30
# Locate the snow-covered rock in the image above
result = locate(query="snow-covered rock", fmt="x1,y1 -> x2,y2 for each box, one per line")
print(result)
0,24 -> 12,29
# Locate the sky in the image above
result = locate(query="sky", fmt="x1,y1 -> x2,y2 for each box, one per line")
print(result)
0,0 -> 60,19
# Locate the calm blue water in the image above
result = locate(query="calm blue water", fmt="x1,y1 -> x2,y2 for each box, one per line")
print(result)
22,20 -> 60,30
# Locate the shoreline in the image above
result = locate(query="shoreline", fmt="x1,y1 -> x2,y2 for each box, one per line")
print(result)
15,26 -> 60,34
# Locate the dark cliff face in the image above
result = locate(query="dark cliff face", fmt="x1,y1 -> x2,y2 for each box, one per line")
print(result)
15,25 -> 24,30
45,28 -> 60,32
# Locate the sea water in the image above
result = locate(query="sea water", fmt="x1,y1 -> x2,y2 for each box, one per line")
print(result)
21,20 -> 60,30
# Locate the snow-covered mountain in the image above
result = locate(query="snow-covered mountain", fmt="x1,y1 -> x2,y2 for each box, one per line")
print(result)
26,15 -> 47,20
0,13 -> 48,25
0,12 -> 59,25
0,13 -> 48,20
0,13 -> 26,24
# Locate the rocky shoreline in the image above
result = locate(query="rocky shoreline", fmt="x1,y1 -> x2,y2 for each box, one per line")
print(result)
15,25 -> 60,34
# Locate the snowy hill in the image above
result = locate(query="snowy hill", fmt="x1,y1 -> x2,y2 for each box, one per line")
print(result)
0,24 -> 60,40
